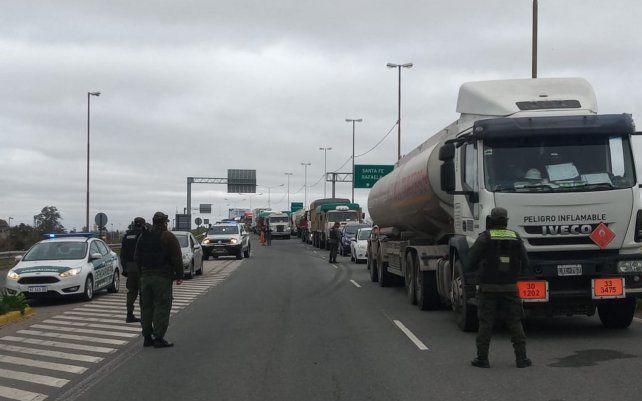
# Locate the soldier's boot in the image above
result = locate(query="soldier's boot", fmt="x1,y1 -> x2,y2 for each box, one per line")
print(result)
514,345 -> 532,368
143,335 -> 154,347
153,338 -> 174,348
126,313 -> 141,323
471,345 -> 490,368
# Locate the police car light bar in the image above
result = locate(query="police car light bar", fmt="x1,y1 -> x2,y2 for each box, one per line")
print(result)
43,233 -> 95,239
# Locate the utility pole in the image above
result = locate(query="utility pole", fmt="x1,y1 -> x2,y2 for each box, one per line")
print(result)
319,147 -> 332,198
301,162 -> 311,207
284,172 -> 293,209
532,0 -> 538,78
345,119 -> 362,203
387,63 -> 413,161
86,91 -> 100,232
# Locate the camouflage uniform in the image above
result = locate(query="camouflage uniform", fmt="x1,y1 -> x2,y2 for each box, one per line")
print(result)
135,212 -> 183,347
120,217 -> 146,322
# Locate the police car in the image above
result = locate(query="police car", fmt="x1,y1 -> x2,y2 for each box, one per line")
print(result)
5,234 -> 121,301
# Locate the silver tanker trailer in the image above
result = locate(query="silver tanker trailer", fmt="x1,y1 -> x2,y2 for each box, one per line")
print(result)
367,77 -> 642,331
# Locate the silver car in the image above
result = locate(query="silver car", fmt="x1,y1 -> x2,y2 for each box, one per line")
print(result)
172,231 -> 204,279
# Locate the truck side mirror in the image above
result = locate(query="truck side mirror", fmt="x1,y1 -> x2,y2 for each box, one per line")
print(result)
441,161 -> 455,192
439,143 -> 455,161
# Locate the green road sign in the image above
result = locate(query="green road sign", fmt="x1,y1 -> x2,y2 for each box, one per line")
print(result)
291,202 -> 304,212
354,164 -> 394,188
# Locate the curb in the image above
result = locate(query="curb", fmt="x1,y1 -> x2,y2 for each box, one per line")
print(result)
0,306 -> 34,327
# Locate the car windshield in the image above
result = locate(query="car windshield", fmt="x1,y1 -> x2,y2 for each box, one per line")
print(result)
328,211 -> 359,222
208,225 -> 239,235
344,225 -> 368,235
357,229 -> 372,240
23,241 -> 88,261
173,234 -> 189,247
269,217 -> 289,223
484,134 -> 636,193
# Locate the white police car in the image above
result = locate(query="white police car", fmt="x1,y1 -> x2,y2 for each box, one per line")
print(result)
5,234 -> 121,301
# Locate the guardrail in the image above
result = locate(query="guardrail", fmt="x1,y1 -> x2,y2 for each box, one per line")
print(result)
0,251 -> 25,259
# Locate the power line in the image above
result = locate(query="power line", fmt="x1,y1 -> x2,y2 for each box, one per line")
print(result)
355,121 -> 398,158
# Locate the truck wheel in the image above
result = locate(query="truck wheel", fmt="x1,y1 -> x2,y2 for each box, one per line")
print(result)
369,253 -> 378,282
451,257 -> 478,332
405,252 -> 417,305
377,249 -> 393,287
598,298 -> 636,329
415,264 -> 441,311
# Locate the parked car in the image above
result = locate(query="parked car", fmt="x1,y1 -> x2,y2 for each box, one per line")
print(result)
5,234 -> 121,301
339,223 -> 370,256
172,231 -> 204,278
201,223 -> 251,260
350,228 -> 371,263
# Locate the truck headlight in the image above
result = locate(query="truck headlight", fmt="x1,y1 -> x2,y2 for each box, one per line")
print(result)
60,268 -> 82,278
7,271 -> 19,280
230,238 -> 238,244
617,260 -> 642,273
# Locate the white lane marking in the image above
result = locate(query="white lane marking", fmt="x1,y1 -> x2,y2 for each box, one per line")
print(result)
350,280 -> 362,288
0,336 -> 116,354
64,311 -> 126,319
0,354 -> 87,374
53,315 -> 125,325
0,384 -> 48,401
0,344 -> 104,363
17,330 -> 127,346
79,304 -> 183,311
0,367 -> 69,388
92,299 -> 191,305
43,320 -> 141,333
392,320 -> 429,351
331,264 -> 338,269
30,324 -> 138,339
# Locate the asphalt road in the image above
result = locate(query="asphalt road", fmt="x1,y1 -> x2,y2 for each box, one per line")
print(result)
2,238 -> 642,401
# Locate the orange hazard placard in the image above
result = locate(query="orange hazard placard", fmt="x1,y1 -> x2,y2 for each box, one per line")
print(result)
592,278 -> 625,299
517,281 -> 548,302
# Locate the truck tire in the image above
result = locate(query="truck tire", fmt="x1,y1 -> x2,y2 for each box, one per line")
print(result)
377,249 -> 393,287
597,298 -> 636,329
416,271 -> 441,311
451,257 -> 478,332
369,252 -> 378,282
405,252 -> 417,305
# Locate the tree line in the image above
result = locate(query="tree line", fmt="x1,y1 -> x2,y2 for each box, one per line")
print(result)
1,206 -> 65,251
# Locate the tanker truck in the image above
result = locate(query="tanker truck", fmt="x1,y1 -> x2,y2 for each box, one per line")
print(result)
367,77 -> 642,332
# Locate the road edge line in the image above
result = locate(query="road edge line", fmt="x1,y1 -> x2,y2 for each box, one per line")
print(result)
393,320 -> 429,351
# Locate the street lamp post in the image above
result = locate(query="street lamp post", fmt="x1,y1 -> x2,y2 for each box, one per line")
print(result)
345,119 -> 362,203
532,0 -> 538,78
386,63 -> 412,161
301,162 -> 311,207
7,217 -> 13,228
240,192 -> 262,210
86,91 -> 101,232
284,173 -> 293,209
260,185 -> 284,209
318,147 -> 332,198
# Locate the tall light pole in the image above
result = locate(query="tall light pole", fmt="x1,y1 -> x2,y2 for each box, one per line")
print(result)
345,119 -> 362,203
532,0 -> 538,78
386,63 -> 412,161
284,173 -> 293,209
318,147 -> 332,198
240,192 -> 262,210
7,217 -> 13,228
261,184 -> 284,209
86,91 -> 101,232
301,162 -> 311,207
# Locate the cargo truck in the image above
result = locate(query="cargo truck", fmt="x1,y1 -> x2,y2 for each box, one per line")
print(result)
310,200 -> 363,249
267,212 -> 291,239
367,78 -> 642,331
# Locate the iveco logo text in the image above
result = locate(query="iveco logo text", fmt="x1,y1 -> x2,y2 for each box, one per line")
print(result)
541,225 -> 594,235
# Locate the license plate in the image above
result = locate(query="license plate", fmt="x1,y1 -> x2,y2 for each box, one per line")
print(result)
28,286 -> 48,293
557,264 -> 582,276
517,281 -> 549,302
592,278 -> 625,299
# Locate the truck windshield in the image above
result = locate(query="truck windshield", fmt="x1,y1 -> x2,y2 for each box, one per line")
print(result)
269,217 -> 289,223
484,135 -> 636,193
208,225 -> 239,235
328,211 -> 359,222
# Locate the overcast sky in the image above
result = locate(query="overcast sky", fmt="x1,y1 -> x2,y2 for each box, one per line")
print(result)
2,0 -> 642,231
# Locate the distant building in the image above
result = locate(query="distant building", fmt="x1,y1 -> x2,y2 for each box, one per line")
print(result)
0,219 -> 9,240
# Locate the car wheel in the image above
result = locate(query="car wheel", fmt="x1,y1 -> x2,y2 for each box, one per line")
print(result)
236,249 -> 243,260
82,276 -> 94,301
243,244 -> 251,258
196,260 -> 204,275
186,262 -> 194,279
107,270 -> 120,293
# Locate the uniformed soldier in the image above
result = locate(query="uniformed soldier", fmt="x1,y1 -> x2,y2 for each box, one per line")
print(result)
135,212 -> 183,348
120,217 -> 146,323
328,222 -> 341,263
468,207 -> 532,368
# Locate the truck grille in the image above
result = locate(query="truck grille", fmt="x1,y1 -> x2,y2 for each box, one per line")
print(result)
528,237 -> 594,246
